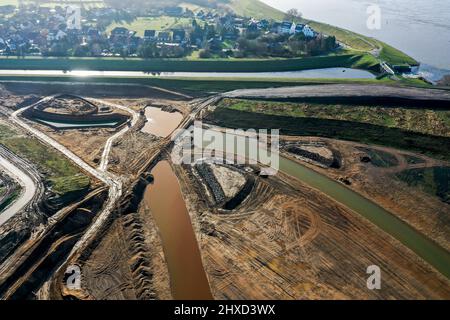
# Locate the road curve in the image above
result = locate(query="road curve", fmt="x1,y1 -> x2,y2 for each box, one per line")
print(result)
0,149 -> 37,227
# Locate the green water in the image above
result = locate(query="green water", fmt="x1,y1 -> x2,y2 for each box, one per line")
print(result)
279,156 -> 450,279
201,129 -> 450,278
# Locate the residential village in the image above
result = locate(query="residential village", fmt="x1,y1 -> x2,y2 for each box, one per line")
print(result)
0,3 -> 337,59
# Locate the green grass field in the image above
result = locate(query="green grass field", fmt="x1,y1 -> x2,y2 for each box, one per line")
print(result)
206,107 -> 450,162
0,123 -> 90,196
403,154 -> 426,165
396,167 -> 450,203
218,99 -> 450,137
106,16 -> 194,36
377,42 -> 418,66
229,0 -> 285,21
0,53 -> 381,73
0,74 -> 397,97
356,147 -> 399,168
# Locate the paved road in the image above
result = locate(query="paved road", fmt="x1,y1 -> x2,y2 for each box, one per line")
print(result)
223,84 -> 450,101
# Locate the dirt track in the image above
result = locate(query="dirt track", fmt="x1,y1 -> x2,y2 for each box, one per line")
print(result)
224,84 -> 450,103
0,147 -> 38,227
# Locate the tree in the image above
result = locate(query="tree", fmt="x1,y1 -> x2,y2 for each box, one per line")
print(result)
285,8 -> 303,21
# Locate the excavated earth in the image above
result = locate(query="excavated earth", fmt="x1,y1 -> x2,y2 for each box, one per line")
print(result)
0,85 -> 449,300
281,136 -> 450,252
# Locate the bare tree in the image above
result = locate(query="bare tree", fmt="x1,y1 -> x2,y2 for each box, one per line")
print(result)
285,8 -> 303,21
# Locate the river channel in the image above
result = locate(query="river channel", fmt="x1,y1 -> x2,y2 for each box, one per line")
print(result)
0,68 -> 375,79
143,160 -> 212,300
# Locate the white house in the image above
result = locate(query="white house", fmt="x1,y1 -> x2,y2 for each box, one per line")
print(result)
280,21 -> 296,34
47,30 -> 67,42
302,25 -> 315,38
279,22 -> 315,37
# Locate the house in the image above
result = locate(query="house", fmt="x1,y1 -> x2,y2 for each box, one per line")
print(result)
0,5 -> 15,15
111,27 -> 129,37
257,19 -> 270,30
247,20 -> 259,32
87,28 -> 100,42
157,31 -> 171,43
0,38 -> 6,50
233,17 -> 245,28
279,21 -> 297,34
129,36 -> 142,52
144,30 -> 156,41
295,24 -> 305,34
302,24 -> 315,38
207,36 -> 222,51
110,27 -> 131,46
196,10 -> 205,19
47,29 -> 66,42
223,27 -> 239,41
172,29 -> 186,43
271,22 -> 281,33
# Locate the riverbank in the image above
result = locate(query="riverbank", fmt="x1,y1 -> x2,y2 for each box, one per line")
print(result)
229,0 -> 418,68
0,74 -> 432,100
0,54 -> 380,73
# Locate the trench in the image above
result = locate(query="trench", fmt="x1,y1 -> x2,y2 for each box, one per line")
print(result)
143,161 -> 212,300
0,189 -> 107,299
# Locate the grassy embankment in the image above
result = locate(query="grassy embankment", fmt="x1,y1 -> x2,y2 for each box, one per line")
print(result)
0,74 -> 397,97
229,0 -> 418,67
219,99 -> 450,137
106,16 -> 196,37
355,147 -> 399,168
397,167 -> 450,203
0,123 -> 90,196
106,1 -> 415,67
208,99 -> 450,162
3,0 -> 416,68
0,53 -> 380,72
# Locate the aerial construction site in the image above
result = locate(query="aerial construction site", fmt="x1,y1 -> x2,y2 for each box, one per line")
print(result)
0,80 -> 449,301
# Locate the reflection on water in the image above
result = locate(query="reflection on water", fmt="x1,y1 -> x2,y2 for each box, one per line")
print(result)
144,161 -> 212,299
141,107 -> 183,138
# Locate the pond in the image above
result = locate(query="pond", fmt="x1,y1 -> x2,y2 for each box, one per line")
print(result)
141,107 -> 183,137
35,118 -> 120,129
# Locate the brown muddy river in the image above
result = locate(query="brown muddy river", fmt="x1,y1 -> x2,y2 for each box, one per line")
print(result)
141,107 -> 183,137
144,160 -> 212,299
